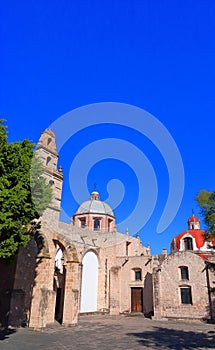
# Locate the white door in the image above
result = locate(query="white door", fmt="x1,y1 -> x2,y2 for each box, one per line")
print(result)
80,251 -> 98,312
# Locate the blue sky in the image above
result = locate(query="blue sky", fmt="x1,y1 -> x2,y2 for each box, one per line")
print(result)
1,0 -> 215,253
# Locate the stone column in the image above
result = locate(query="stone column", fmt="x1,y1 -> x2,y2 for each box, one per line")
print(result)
29,256 -> 56,329
62,261 -> 80,326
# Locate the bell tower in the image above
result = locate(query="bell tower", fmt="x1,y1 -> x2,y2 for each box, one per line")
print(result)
35,128 -> 63,230
187,213 -> 200,230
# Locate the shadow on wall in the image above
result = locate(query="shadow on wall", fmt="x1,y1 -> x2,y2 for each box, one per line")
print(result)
0,258 -> 17,327
204,295 -> 215,323
143,272 -> 153,318
0,232 -> 46,328
127,326 -> 215,350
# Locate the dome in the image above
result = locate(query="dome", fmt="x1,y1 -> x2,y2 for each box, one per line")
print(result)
76,200 -> 114,216
76,191 -> 114,217
187,215 -> 200,222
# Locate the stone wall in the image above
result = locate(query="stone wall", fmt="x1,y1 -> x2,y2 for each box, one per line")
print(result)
0,237 -> 38,327
115,255 -> 154,315
153,251 -> 209,320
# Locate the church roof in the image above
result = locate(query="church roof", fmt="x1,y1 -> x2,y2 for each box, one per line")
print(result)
75,191 -> 114,216
187,214 -> 200,222
76,200 -> 114,216
171,229 -> 215,251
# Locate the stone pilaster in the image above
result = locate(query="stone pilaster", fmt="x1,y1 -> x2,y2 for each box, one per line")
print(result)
62,261 -> 80,326
109,266 -> 121,315
152,267 -> 162,320
29,256 -> 55,329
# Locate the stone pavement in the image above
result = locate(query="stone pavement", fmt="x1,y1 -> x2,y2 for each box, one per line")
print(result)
1,314 -> 215,350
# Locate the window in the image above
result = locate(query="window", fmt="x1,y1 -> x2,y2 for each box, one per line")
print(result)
94,219 -> 100,231
80,218 -> 86,228
108,219 -> 112,232
126,241 -> 131,256
180,287 -> 192,304
46,156 -> 51,166
47,137 -> 52,146
184,237 -> 193,250
135,270 -> 142,281
180,266 -> 189,280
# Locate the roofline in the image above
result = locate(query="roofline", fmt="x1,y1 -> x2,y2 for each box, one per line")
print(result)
73,212 -> 116,219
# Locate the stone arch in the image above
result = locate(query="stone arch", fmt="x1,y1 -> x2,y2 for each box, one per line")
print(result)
34,231 -> 50,256
80,250 -> 99,313
53,241 -> 65,272
53,237 -> 79,264
65,243 -> 79,263
81,248 -> 100,266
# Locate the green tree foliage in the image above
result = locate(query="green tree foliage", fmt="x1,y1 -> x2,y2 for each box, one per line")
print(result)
0,120 -> 52,259
196,190 -> 215,237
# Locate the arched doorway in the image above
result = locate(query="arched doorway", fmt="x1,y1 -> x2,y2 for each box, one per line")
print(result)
80,251 -> 98,313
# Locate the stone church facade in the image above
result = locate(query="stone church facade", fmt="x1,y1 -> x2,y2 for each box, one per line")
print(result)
0,128 -> 214,328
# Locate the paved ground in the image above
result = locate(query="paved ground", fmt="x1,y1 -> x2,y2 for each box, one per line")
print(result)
1,314 -> 215,350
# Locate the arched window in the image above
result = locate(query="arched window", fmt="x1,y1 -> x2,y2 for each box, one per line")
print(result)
184,237 -> 193,250
46,156 -> 51,166
47,137 -> 52,146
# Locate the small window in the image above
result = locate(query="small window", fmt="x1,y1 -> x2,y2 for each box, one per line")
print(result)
108,219 -> 112,232
47,137 -> 52,146
135,270 -> 142,281
180,287 -> 192,304
184,237 -> 193,250
94,219 -> 100,231
46,156 -> 51,166
49,180 -> 54,186
180,266 -> 189,280
126,242 -> 131,256
80,218 -> 86,228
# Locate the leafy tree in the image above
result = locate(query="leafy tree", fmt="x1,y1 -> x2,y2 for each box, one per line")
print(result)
196,190 -> 215,237
0,120 -> 52,259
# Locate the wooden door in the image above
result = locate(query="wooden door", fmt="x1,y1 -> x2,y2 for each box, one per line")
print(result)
131,287 -> 143,312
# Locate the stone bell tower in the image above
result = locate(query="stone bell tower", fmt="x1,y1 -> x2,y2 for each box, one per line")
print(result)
35,128 -> 63,231
28,129 -> 64,329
